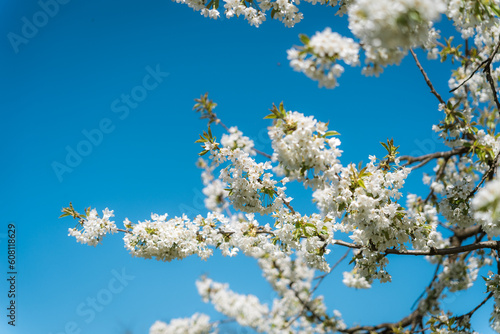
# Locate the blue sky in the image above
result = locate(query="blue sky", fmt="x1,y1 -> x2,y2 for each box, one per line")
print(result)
0,0 -> 496,333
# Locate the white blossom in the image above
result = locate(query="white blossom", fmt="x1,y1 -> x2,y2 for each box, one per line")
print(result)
68,208 -> 117,246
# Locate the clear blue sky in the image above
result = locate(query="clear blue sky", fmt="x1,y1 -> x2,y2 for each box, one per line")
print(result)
0,1 -> 495,333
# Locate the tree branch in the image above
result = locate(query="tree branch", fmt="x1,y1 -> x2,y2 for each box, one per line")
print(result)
483,39 -> 500,114
449,58 -> 490,93
311,249 -> 350,294
400,147 -> 468,167
467,152 -> 500,200
341,310 -> 421,334
410,49 -> 446,105
332,239 -> 500,256
455,292 -> 493,322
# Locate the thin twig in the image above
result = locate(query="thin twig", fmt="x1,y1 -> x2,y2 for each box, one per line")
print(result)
450,58 -> 490,93
411,262 -> 441,310
409,157 -> 433,170
254,148 -> 272,159
311,249 -> 350,294
467,152 -> 500,200
455,292 -> 494,321
410,49 -> 446,105
116,228 -> 132,234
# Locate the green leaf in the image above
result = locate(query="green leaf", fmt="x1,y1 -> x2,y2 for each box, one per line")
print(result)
195,137 -> 206,143
323,130 -> 340,137
299,33 -> 310,45
278,101 -> 286,117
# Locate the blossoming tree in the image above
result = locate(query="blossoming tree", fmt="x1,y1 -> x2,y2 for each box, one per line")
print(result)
61,0 -> 500,332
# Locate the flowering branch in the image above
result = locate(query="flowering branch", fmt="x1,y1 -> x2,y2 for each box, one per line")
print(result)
333,239 -> 500,256
468,152 -> 500,200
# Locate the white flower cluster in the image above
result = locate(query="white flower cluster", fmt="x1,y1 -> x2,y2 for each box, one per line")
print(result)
428,156 -> 482,229
447,0 -> 500,38
149,313 -> 213,334
274,210 -> 334,272
220,126 -> 256,156
423,26 -> 441,60
264,0 -> 303,27
347,0 -> 445,75
219,212 -> 275,258
259,252 -> 346,333
342,270 -> 371,289
68,208 -> 117,246
449,64 -> 500,107
268,110 -> 343,188
288,28 -> 359,88
122,211 -> 285,261
196,277 -> 270,331
360,45 -> 407,76
197,158 -> 229,213
406,193 -> 446,250
348,0 -> 445,50
192,253 -> 346,333
316,157 -> 417,282
258,251 -> 314,296
173,0 -> 306,27
438,256 -> 482,292
473,175 -> 500,236
205,141 -> 287,214
439,180 -> 476,228
123,212 -> 224,261
222,0 -> 267,26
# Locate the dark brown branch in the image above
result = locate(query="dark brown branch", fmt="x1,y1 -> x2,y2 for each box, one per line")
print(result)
400,147 -> 468,167
410,49 -> 446,105
484,65 -> 500,112
453,225 -> 483,242
455,292 -> 493,321
449,58 -> 490,93
332,239 -> 500,256
483,39 -> 500,114
341,310 -> 421,334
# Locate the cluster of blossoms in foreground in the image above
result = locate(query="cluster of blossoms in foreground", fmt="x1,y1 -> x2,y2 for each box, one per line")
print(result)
62,0 -> 500,332
67,208 -> 117,246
